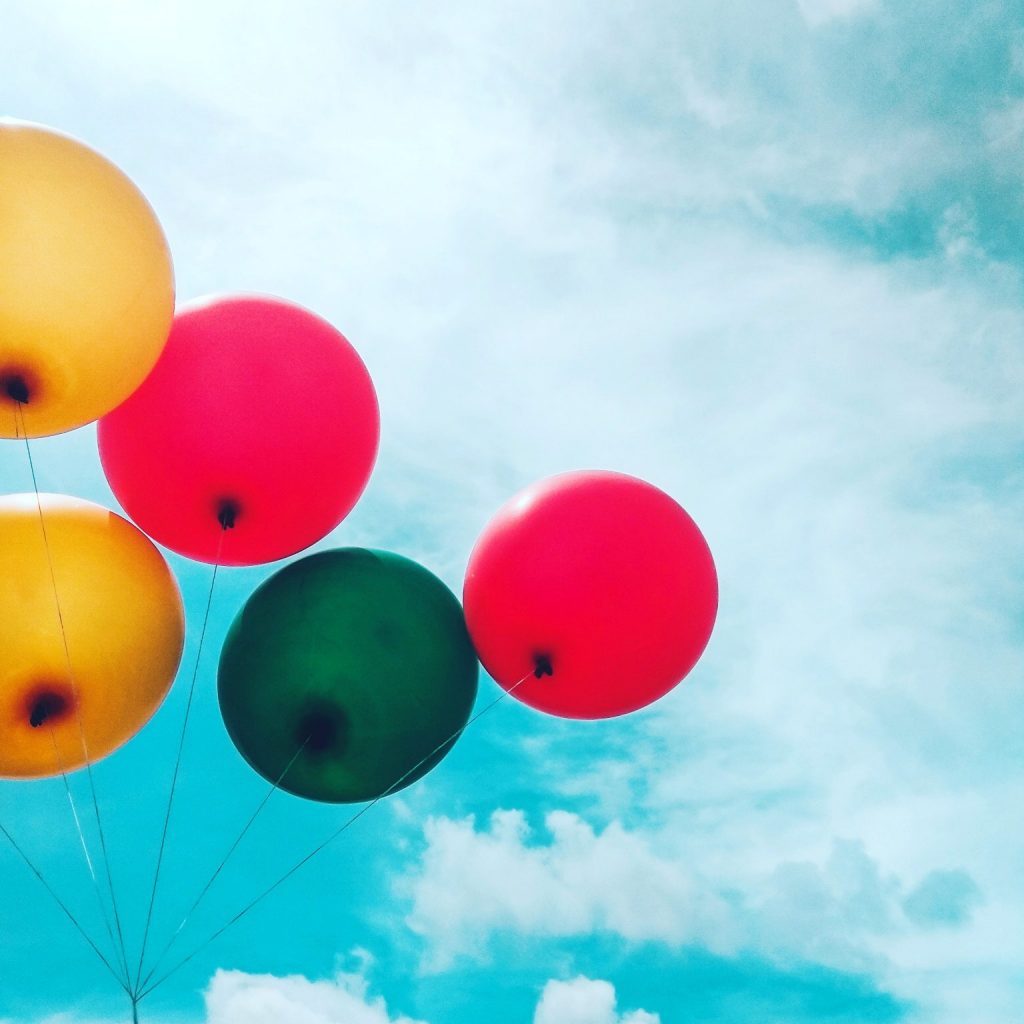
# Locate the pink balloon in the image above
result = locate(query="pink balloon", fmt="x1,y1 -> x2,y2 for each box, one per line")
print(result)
98,295 -> 379,566
463,471 -> 718,719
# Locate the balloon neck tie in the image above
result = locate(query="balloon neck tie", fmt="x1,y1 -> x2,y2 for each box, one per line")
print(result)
217,500 -> 239,531
533,653 -> 554,679
297,703 -> 349,756
29,691 -> 70,729
2,374 -> 30,404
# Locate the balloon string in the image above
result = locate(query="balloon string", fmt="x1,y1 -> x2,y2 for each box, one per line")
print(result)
10,405 -> 127,981
17,404 -> 133,986
48,726 -> 133,991
138,670 -> 535,1002
134,532 -> 226,995
0,817 -> 130,994
136,737 -> 310,993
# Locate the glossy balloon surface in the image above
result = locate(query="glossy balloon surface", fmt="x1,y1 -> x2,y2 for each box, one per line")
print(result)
98,295 -> 379,565
219,549 -> 479,803
0,120 -> 174,438
0,494 -> 184,777
463,471 -> 718,719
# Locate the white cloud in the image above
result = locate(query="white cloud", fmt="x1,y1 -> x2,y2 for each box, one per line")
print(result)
795,0 -> 879,28
0,1015 -> 171,1024
404,810 -> 736,969
936,202 -> 986,261
205,966 -> 425,1024
0,972 -> 660,1024
0,967 -> 419,1024
0,1017 -> 130,1024
533,977 -> 659,1024
984,97 -> 1024,170
7,0 -> 967,245
403,809 -> 988,981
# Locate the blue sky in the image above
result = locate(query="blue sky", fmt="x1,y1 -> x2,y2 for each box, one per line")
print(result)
2,1 -> 1024,1021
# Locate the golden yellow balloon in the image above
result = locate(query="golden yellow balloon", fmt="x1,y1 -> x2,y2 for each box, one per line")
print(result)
0,494 -> 184,778
0,120 -> 174,438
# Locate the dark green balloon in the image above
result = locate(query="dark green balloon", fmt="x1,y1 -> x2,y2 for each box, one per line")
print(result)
218,548 -> 479,803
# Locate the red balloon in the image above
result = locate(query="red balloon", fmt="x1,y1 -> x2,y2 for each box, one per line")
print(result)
463,471 -> 717,719
98,295 -> 379,566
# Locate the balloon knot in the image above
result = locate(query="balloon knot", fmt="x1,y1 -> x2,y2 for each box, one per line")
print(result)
217,499 -> 239,531
2,374 -> 30,404
533,653 -> 554,679
29,692 -> 68,729
297,703 -> 349,755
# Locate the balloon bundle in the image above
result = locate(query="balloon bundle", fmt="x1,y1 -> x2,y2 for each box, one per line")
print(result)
0,121 -> 718,1017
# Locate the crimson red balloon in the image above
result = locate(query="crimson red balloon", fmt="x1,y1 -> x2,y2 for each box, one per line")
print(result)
463,471 -> 718,719
98,295 -> 379,565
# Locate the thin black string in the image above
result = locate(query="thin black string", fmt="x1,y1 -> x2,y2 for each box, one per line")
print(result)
139,670 -> 534,1002
134,533 -> 225,995
4,406 -> 124,987
137,739 -> 310,993
17,403 -> 132,985
48,727 -> 99,886
48,726 -> 132,991
0,818 -> 130,995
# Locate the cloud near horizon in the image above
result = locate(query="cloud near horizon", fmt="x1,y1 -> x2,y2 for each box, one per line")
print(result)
533,977 -> 660,1024
204,966 -> 424,1024
0,967 -> 659,1024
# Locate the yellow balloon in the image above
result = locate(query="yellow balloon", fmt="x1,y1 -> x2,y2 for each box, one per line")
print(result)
0,120 -> 174,438
0,494 -> 184,778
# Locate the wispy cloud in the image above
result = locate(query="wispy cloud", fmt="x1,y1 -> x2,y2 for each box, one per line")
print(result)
796,0 -> 880,28
2,3 -> 1023,1022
